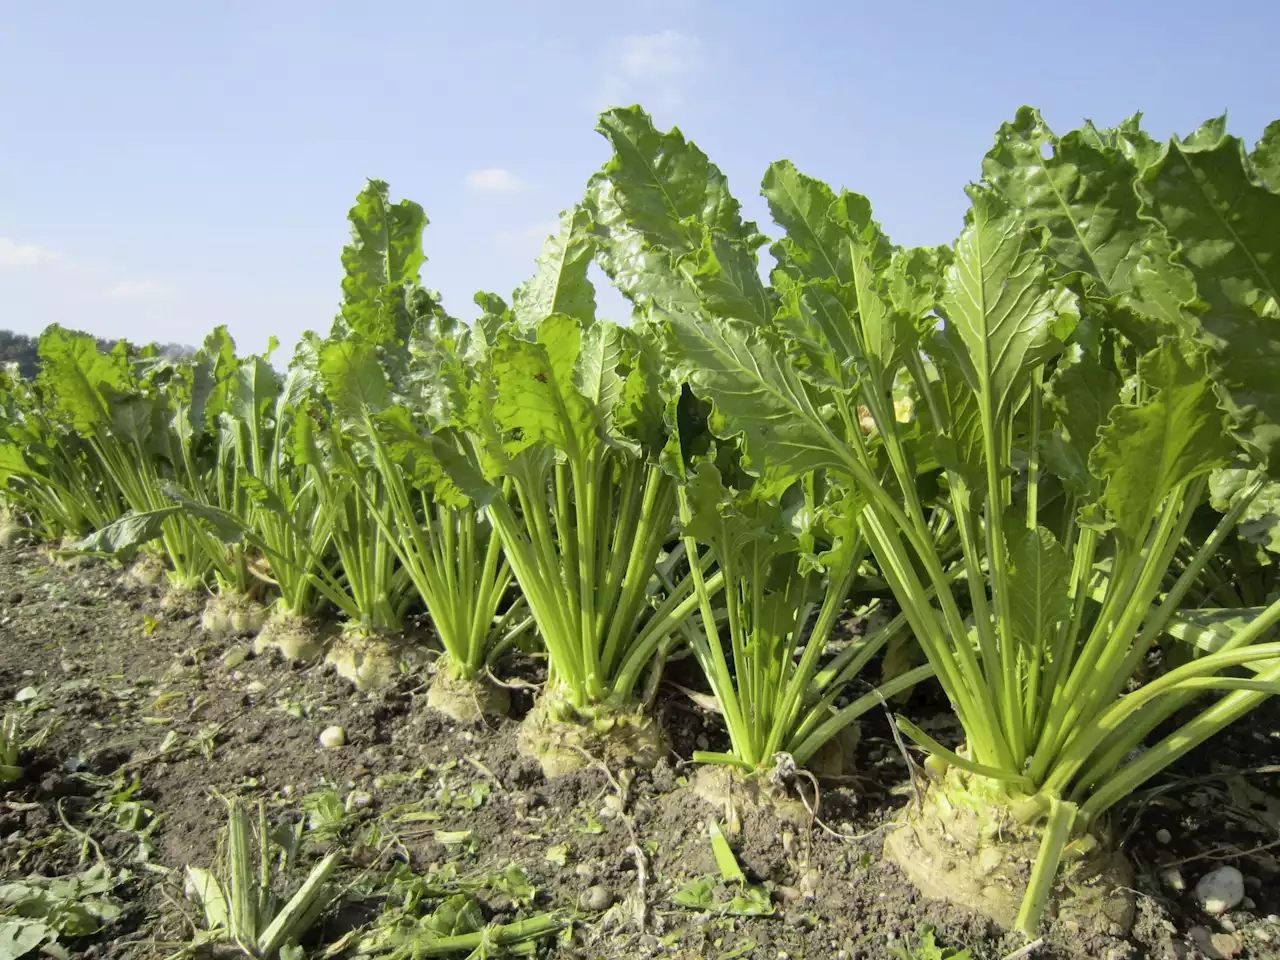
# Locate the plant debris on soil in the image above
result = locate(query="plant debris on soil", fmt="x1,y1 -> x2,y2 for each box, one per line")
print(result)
2,545 -> 1280,960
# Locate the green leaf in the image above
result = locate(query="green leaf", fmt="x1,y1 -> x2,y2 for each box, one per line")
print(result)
512,206 -> 598,329
1091,340 -> 1233,541
491,314 -> 593,458
686,229 -> 772,327
938,187 -> 1074,419
983,107 -> 1146,296
228,356 -> 281,427
70,508 -> 184,553
318,340 -> 391,417
425,895 -> 485,937
184,866 -> 229,932
1007,524 -> 1071,648
1138,124 -> 1280,472
340,179 -> 428,345
0,919 -> 50,960
1164,607 -> 1279,668
666,314 -> 848,491
1210,466 -> 1280,555
708,821 -> 746,884
70,492 -> 245,554
1252,120 -> 1280,189
594,106 -> 757,258
763,160 -> 875,285
586,177 -> 703,323
573,320 -> 627,425
37,326 -> 130,431
1042,347 -> 1121,500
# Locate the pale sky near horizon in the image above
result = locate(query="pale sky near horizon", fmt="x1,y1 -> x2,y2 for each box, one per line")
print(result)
2,1 -> 1278,358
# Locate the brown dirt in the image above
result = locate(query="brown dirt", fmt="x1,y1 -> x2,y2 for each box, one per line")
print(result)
1,545 -> 1279,959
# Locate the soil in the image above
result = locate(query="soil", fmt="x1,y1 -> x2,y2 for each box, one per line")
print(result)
2,544 -> 1279,959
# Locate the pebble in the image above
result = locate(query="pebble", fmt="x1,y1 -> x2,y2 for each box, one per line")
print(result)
319,725 -> 346,749
1196,866 -> 1245,915
1156,828 -> 1172,844
245,680 -> 266,694
1210,933 -> 1243,959
579,885 -> 612,911
1161,866 -> 1186,891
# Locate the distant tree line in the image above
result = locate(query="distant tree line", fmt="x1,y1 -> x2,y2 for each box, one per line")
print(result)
0,328 -> 193,379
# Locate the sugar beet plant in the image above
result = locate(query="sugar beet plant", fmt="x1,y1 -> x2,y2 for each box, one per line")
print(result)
316,181 -> 532,708
428,209 -> 723,775
588,105 -> 1280,934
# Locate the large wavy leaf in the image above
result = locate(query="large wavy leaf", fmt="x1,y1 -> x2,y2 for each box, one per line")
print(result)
340,180 -> 428,345
665,312 -> 848,490
594,106 -> 757,257
1138,125 -> 1280,473
491,314 -> 593,459
318,340 -> 391,417
938,188 -> 1073,419
1091,340 -> 1233,542
984,108 -> 1146,296
37,326 -> 132,432
512,206 -> 598,330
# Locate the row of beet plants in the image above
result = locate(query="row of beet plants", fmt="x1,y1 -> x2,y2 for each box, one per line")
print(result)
2,104 -> 1279,936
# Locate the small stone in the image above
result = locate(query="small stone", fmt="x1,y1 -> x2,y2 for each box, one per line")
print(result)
13,686 -> 38,702
1242,897 -> 1256,910
574,863 -> 594,878
1220,918 -> 1236,932
1156,828 -> 1172,844
579,885 -> 612,911
1105,948 -> 1130,960
1196,866 -> 1245,915
245,680 -> 266,694
1161,866 -> 1186,891
319,725 -> 346,749
1209,933 -> 1243,959
223,647 -> 248,668
1256,928 -> 1274,945
1188,927 -> 1215,958
345,790 -> 373,812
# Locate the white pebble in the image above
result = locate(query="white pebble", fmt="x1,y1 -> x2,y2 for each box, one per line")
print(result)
1155,828 -> 1172,844
579,885 -> 612,911
1195,865 -> 1245,915
1161,867 -> 1186,891
319,725 -> 346,748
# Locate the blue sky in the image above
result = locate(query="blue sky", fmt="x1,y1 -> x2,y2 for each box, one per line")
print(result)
2,1 -> 1278,357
